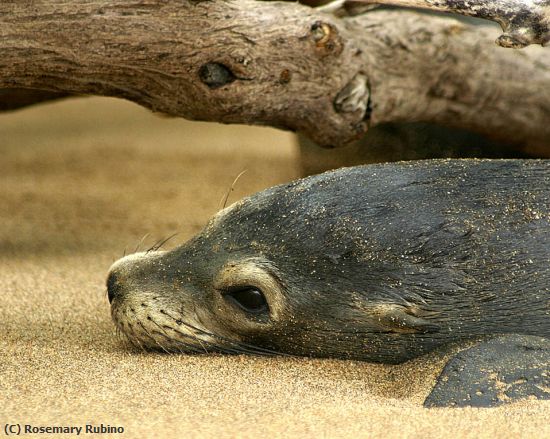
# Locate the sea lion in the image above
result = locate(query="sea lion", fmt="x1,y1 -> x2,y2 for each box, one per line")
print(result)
107,159 -> 549,404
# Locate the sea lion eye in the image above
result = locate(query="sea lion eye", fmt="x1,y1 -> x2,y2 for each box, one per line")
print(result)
224,288 -> 268,314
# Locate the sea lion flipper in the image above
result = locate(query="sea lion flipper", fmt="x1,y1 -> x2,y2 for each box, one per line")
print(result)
424,334 -> 550,408
371,303 -> 440,334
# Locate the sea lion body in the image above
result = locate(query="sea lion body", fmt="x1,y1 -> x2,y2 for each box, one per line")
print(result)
108,159 -> 549,364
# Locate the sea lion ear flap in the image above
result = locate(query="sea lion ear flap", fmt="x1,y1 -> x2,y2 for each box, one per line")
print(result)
369,303 -> 440,334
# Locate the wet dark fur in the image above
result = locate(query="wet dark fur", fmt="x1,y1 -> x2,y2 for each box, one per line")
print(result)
112,159 -> 550,363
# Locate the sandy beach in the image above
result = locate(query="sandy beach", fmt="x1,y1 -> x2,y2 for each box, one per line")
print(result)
1,97 -> 548,438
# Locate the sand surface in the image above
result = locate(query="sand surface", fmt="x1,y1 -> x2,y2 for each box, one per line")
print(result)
1,98 -> 548,438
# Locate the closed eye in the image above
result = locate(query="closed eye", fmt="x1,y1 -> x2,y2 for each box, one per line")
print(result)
223,287 -> 269,314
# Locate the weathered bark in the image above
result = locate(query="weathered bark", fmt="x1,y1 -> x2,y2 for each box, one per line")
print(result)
327,0 -> 550,48
1,1 -> 549,152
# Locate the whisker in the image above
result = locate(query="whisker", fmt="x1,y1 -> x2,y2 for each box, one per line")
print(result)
126,336 -> 143,351
157,327 -> 206,354
170,327 -> 210,354
157,313 -> 229,355
138,320 -> 171,354
154,233 -> 179,251
146,238 -> 163,254
146,233 -> 179,254
130,332 -> 148,353
167,326 -> 242,355
135,233 -> 150,253
144,312 -> 220,355
219,169 -> 247,211
150,317 -> 209,354
121,322 -> 147,353
160,309 -> 289,357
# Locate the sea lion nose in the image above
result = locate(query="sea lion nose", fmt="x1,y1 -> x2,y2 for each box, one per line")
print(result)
106,252 -> 163,304
106,270 -> 123,304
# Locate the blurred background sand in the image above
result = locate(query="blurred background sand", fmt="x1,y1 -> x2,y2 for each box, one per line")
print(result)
1,97 -> 548,438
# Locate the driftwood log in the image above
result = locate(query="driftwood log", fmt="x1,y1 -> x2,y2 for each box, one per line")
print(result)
324,0 -> 550,48
1,1 -> 549,154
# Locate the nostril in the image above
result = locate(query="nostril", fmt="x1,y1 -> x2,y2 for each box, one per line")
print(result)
106,271 -> 122,304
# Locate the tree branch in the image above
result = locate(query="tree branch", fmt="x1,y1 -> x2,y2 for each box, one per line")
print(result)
328,0 -> 550,48
1,1 -> 549,152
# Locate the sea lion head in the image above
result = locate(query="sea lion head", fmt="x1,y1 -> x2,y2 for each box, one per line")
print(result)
107,167 -> 458,363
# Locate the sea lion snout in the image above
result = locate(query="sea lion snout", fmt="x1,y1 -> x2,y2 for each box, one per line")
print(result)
107,246 -> 286,353
106,252 -> 159,304
108,250 -> 219,352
